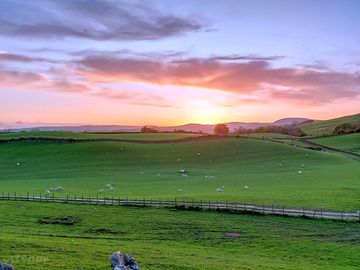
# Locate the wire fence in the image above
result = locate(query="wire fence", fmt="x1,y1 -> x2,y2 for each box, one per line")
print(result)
0,192 -> 359,222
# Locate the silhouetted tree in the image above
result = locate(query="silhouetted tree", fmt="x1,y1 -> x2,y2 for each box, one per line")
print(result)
214,123 -> 229,135
141,126 -> 158,133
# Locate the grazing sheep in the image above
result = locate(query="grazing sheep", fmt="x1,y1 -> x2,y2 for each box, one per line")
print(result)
197,152 -> 201,156
109,186 -> 114,191
298,170 -> 302,174
139,172 -> 144,175
55,186 -> 63,191
45,190 -> 51,195
98,189 -> 104,193
300,164 -> 305,167
216,188 -> 224,192
179,169 -> 187,174
178,189 -> 182,192
177,158 -> 181,162
16,162 -> 20,166
278,163 -> 282,167
106,184 -> 112,188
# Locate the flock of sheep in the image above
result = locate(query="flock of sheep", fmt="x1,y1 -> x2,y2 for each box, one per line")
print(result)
15,147 -> 308,196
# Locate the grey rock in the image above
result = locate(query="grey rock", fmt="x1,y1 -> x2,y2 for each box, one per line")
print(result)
110,252 -> 139,270
0,263 -> 14,270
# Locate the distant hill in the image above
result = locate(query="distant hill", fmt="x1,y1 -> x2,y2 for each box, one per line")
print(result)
2,117 -> 313,134
273,118 -> 312,126
300,113 -> 360,136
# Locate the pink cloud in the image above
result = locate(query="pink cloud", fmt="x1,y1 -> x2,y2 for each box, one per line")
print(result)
77,55 -> 360,104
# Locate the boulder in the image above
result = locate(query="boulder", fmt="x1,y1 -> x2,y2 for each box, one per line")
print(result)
110,252 -> 139,270
0,263 -> 14,270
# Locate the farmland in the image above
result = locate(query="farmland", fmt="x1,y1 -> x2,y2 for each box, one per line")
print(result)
0,137 -> 359,211
311,133 -> 360,154
0,201 -> 359,270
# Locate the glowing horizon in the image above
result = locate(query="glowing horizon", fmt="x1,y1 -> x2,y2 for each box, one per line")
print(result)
0,0 -> 359,126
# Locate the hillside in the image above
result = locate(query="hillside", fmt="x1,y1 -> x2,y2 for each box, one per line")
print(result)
0,138 -> 359,210
300,113 -> 360,136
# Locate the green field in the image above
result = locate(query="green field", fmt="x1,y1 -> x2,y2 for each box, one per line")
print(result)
0,201 -> 359,270
312,133 -> 360,154
300,113 -> 360,136
1,138 -> 359,211
0,131 -> 200,140
240,133 -> 296,139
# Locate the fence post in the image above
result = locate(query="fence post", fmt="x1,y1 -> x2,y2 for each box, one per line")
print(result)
143,197 -> 145,207
7,192 -> 9,201
175,198 -> 177,207
74,194 -> 77,203
341,211 -> 344,220
282,205 -> 285,215
67,193 -> 69,203
244,202 -> 247,211
39,193 -> 42,202
53,193 -> 55,202
14,192 -> 16,201
320,208 -> 323,219
235,202 -> 237,211
27,192 -> 29,201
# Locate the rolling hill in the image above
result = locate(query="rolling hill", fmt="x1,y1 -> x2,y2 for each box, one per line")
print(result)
300,113 -> 360,136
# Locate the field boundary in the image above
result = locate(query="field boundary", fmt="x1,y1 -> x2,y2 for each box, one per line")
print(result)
1,193 -> 359,222
0,135 -> 231,144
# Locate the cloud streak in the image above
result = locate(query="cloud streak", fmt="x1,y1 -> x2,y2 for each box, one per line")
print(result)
0,0 -> 204,41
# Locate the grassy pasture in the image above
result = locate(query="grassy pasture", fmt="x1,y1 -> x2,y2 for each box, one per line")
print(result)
300,113 -> 360,136
0,131 -> 201,140
0,138 -> 359,211
0,201 -> 359,270
311,133 -> 360,154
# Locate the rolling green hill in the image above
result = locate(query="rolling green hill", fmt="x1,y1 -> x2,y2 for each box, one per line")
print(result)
0,138 -> 359,210
300,113 -> 360,136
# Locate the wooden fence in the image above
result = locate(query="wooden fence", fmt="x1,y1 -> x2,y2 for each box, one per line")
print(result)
0,192 -> 359,222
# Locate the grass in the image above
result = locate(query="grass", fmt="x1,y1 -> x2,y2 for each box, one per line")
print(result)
311,133 -> 360,154
300,113 -> 360,136
0,138 -> 359,211
0,131 -> 201,140
0,201 -> 359,270
239,133 -> 296,139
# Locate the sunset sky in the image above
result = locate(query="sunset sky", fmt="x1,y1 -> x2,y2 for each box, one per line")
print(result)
0,0 -> 359,126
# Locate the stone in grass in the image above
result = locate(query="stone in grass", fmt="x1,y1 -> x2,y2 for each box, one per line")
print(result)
110,252 -> 139,270
0,263 -> 14,270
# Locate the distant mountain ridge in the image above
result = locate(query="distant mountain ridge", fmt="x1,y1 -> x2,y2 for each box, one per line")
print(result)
1,118 -> 312,133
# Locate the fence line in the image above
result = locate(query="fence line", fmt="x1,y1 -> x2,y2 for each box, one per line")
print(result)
0,192 -> 359,222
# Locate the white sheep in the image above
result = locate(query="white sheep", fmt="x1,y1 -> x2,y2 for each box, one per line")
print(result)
55,186 -> 63,191
16,162 -> 20,166
178,189 -> 182,192
298,170 -> 302,174
244,185 -> 249,189
98,189 -> 104,193
216,188 -> 224,192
